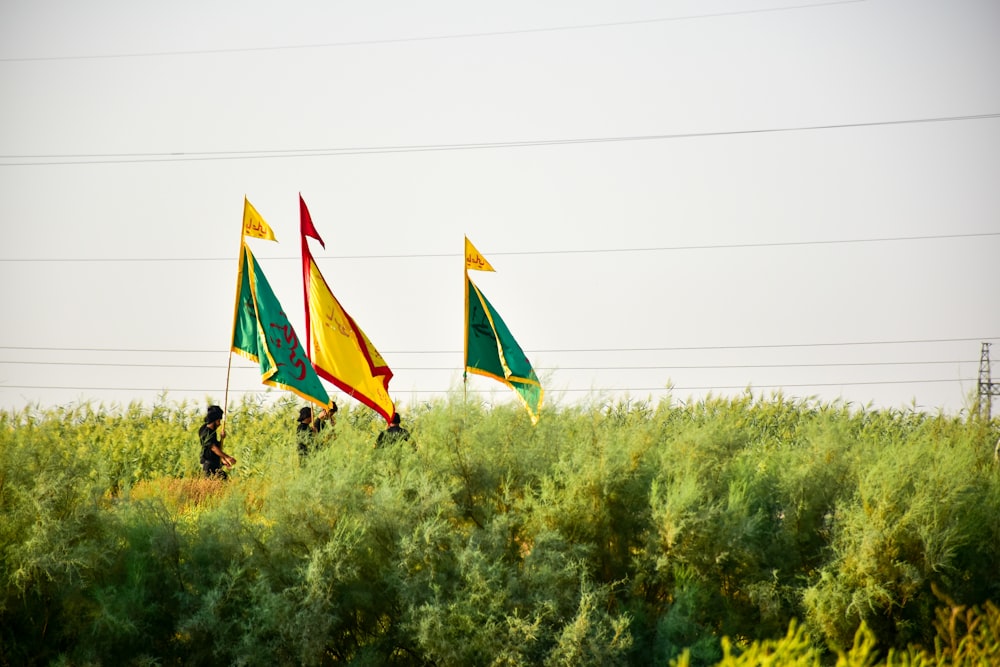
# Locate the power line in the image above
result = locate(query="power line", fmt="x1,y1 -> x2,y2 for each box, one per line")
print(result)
0,359 -> 978,371
2,112 -> 997,166
0,1 -> 865,63
0,337 -> 994,355
0,378 -> 971,394
1,231 -> 996,263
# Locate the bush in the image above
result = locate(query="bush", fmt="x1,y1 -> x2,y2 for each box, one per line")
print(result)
1,393 -> 998,665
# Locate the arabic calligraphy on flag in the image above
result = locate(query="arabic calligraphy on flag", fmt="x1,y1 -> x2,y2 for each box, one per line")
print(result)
304,258 -> 395,422
242,197 -> 278,242
465,236 -> 495,272
300,195 -> 395,423
232,242 -> 330,407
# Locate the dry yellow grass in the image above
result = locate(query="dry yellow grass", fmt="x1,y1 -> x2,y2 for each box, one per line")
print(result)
128,476 -> 227,511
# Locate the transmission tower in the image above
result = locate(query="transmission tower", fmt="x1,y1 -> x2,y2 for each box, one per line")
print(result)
977,342 -> 1000,420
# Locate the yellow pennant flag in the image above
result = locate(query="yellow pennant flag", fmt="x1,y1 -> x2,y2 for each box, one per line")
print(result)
465,236 -> 495,272
305,256 -> 395,423
242,197 -> 278,242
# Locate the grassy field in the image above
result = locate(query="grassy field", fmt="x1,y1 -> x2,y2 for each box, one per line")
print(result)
2,392 -> 998,665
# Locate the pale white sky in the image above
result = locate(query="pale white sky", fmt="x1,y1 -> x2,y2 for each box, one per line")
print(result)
1,0 -> 998,417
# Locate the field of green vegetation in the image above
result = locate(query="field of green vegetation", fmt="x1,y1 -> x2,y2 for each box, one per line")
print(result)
2,392 -> 999,666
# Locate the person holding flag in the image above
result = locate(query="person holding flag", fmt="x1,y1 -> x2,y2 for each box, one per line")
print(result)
205,197 -> 335,479
199,405 -> 236,479
376,412 -> 411,449
296,403 -> 337,461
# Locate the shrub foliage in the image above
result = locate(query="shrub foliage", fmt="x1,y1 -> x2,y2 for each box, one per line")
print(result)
1,392 -> 998,665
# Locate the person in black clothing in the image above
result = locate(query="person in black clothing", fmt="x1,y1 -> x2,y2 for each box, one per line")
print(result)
297,403 -> 337,460
199,405 -> 235,479
376,413 -> 410,449
297,407 -> 316,459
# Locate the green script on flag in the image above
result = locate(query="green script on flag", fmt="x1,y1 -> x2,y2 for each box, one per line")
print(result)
232,243 -> 331,407
466,276 -> 542,423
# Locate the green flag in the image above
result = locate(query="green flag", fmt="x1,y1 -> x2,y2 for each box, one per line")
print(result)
465,276 -> 543,424
232,243 -> 331,407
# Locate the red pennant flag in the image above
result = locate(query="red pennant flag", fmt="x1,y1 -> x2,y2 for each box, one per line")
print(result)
299,194 -> 325,249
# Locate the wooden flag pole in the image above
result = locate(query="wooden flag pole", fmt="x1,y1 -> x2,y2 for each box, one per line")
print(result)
463,237 -> 469,407
222,207 -> 249,432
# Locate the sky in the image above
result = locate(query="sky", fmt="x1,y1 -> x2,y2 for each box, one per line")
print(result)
1,0 -> 998,419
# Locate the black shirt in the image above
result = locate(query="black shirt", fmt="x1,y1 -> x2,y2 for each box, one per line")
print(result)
199,423 -> 222,468
376,425 -> 410,448
297,422 -> 314,457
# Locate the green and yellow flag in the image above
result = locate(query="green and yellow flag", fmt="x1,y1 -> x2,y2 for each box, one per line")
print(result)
232,242 -> 331,407
464,238 -> 542,424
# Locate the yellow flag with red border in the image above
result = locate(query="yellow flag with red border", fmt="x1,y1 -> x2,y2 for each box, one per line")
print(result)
305,256 -> 395,422
300,195 -> 394,423
242,197 -> 278,242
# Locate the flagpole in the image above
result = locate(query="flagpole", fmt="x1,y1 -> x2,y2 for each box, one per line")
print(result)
463,237 -> 469,407
223,202 -> 249,430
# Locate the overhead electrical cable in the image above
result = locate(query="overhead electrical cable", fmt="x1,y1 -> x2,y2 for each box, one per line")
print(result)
1,231 -> 996,263
0,0 -> 866,63
0,337 -> 994,355
0,378 -> 970,393
2,112 -> 996,166
0,359 -> 976,371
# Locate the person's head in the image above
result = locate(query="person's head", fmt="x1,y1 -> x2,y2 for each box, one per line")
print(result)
298,407 -> 313,423
390,413 -> 401,426
205,405 -> 224,425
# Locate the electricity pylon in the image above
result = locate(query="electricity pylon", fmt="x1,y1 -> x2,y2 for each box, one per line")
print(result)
977,342 -> 1000,420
